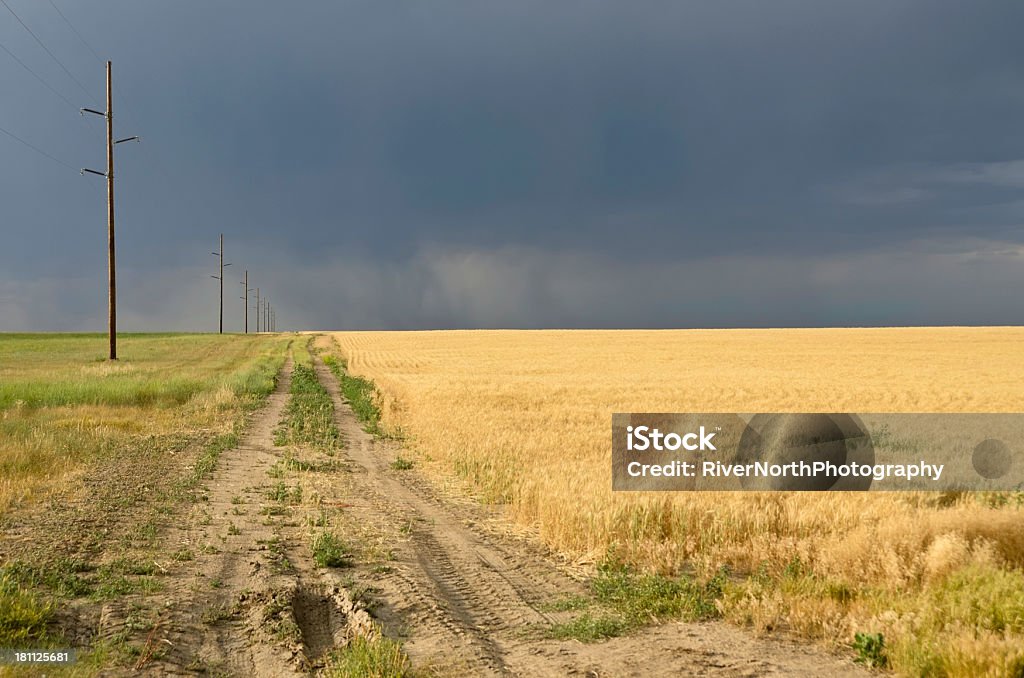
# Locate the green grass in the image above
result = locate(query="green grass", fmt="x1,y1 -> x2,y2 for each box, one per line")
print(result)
547,613 -> 627,642
0,573 -> 52,646
547,559 -> 726,642
0,333 -> 282,410
853,632 -> 888,668
312,531 -> 353,568
0,557 -> 165,604
275,341 -> 341,451
324,635 -> 413,678
0,559 -> 93,598
322,355 -> 387,437
390,456 -> 414,471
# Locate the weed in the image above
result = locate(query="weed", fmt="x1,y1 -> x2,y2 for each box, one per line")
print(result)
323,634 -> 412,678
0,559 -> 93,598
201,603 -> 238,625
171,549 -> 194,562
312,531 -> 353,568
268,481 -> 290,502
542,594 -> 591,612
282,453 -> 316,472
390,456 -> 414,471
853,632 -> 888,668
548,614 -> 626,642
0,574 -> 52,646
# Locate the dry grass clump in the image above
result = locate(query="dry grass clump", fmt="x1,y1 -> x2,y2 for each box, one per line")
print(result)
326,328 -> 1024,676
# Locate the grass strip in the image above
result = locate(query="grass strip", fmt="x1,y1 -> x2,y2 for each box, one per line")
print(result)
322,355 -> 386,437
274,357 -> 341,451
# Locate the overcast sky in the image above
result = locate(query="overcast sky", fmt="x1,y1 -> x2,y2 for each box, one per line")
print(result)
2,0 -> 1023,331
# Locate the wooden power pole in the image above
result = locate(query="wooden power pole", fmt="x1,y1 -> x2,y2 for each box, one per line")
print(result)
210,234 -> 230,333
105,63 -> 115,358
218,234 -> 224,333
254,287 -> 260,333
240,270 -> 251,334
81,61 -> 138,360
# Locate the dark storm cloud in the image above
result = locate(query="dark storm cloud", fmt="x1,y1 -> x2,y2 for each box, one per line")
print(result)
1,0 -> 1023,329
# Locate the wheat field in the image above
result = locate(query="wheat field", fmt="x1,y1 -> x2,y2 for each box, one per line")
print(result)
326,328 -> 1024,677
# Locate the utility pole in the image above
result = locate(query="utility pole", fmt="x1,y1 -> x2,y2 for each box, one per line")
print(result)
240,270 -> 251,334
254,287 -> 260,333
81,61 -> 138,360
265,300 -> 270,332
209,234 -> 231,333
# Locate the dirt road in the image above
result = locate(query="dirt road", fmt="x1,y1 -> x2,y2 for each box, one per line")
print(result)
116,353 -> 870,676
107,357 -> 374,676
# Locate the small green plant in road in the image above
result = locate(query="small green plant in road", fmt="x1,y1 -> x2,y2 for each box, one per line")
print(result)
312,531 -> 353,568
324,634 -> 412,678
268,481 -> 290,502
542,594 -> 590,612
853,632 -> 888,668
547,613 -> 626,642
171,549 -> 194,562
390,456 -> 414,471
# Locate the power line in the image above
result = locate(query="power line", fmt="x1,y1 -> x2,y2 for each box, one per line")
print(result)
0,0 -> 98,104
45,0 -> 103,64
41,0 -> 142,133
40,2 -> 187,218
42,1 -> 145,133
0,122 -> 77,170
0,37 -> 79,110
